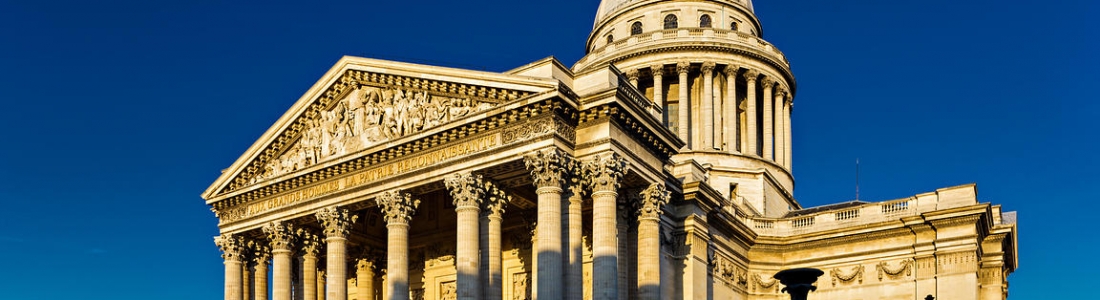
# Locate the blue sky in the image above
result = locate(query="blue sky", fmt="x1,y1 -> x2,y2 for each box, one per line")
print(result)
0,0 -> 1095,299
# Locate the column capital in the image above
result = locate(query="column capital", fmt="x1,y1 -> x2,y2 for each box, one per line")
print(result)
638,183 -> 671,219
761,78 -> 776,89
701,62 -> 716,73
263,221 -> 297,251
376,190 -> 420,225
742,70 -> 760,82
316,207 -> 358,239
649,64 -> 666,75
249,240 -> 273,266
618,188 -> 642,224
524,148 -> 572,189
215,233 -> 247,261
444,172 -> 485,209
582,152 -> 627,193
483,179 -> 510,217
297,229 -> 323,257
676,62 -> 691,74
625,69 -> 640,82
723,65 -> 740,76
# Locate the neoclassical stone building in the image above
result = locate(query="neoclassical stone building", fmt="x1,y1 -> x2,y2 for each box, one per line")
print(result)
203,1 -> 1018,300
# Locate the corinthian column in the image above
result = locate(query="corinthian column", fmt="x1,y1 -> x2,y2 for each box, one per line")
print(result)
250,242 -> 272,300
524,148 -> 571,300
761,79 -> 775,161
483,180 -> 510,300
298,230 -> 323,300
637,184 -> 669,300
564,163 -> 585,300
444,173 -> 485,300
316,207 -> 358,300
774,87 -> 787,166
701,62 -> 715,149
743,70 -> 759,156
723,66 -> 739,152
377,191 -> 420,300
583,153 -> 627,300
216,234 -> 247,300
650,64 -> 665,109
625,69 -> 640,88
264,221 -> 297,300
676,62 -> 691,144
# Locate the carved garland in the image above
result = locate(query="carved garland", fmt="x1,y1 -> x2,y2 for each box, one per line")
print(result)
877,259 -> 913,281
751,273 -> 778,293
830,265 -> 865,286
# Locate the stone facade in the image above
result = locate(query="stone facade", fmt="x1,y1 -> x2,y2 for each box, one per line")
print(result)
203,1 -> 1018,300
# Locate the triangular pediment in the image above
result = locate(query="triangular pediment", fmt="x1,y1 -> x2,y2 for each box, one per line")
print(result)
203,56 -> 558,202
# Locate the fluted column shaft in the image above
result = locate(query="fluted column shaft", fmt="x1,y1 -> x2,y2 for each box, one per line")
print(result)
762,79 -> 775,161
676,63 -> 691,144
701,62 -> 715,149
356,260 -> 375,300
585,153 -> 626,300
255,260 -> 270,300
377,191 -> 419,300
723,67 -> 739,152
216,235 -> 246,300
243,263 -> 252,300
485,212 -> 504,300
743,71 -> 759,156
651,65 -> 664,109
785,97 -> 793,169
317,271 -> 326,300
565,183 -> 584,300
302,255 -> 318,300
775,88 -> 786,166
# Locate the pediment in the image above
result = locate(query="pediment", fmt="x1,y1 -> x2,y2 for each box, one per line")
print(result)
203,56 -> 558,202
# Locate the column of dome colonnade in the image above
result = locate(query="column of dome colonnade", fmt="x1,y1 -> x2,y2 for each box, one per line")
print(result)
619,63 -> 794,169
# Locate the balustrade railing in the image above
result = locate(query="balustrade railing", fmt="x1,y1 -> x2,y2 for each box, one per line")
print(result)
744,198 -> 920,236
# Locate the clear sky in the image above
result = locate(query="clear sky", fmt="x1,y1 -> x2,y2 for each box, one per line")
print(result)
0,0 -> 1095,299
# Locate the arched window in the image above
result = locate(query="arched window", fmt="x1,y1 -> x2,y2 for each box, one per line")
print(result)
631,22 -> 643,35
731,22 -> 739,31
664,14 -> 678,29
700,14 -> 712,28
607,34 -> 614,44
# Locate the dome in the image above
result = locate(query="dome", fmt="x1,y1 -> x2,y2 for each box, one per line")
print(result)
593,0 -> 755,28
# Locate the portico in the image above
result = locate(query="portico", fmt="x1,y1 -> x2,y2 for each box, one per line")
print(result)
206,57 -> 682,300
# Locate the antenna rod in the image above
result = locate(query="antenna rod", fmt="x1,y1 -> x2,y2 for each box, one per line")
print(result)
855,158 -> 860,201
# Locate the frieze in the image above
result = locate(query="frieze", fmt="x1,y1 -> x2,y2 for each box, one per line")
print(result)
223,69 -> 534,194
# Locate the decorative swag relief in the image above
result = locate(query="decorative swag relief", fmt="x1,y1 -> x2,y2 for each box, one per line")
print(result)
252,85 -> 494,184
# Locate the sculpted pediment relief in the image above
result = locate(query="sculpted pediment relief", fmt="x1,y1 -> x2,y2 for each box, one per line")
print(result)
203,57 -> 557,201
251,84 -> 495,184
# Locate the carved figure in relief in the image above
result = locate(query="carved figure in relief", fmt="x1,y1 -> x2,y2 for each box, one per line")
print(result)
512,272 -> 530,300
249,84 -> 492,184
